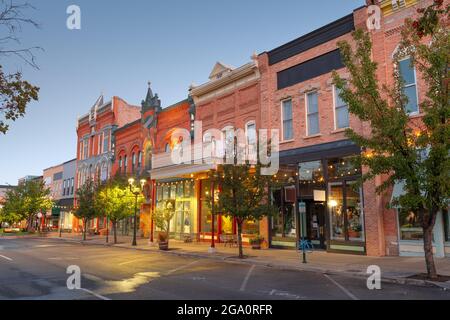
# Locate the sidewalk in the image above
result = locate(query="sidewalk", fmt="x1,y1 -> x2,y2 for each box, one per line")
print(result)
43,232 -> 450,288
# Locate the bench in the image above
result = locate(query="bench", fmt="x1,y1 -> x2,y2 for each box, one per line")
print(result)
220,234 -> 238,247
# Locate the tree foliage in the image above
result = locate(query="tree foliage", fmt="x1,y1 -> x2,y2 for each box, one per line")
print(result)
95,176 -> 142,243
332,1 -> 449,279
0,179 -> 52,230
209,163 -> 278,258
73,178 -> 98,240
0,0 -> 41,134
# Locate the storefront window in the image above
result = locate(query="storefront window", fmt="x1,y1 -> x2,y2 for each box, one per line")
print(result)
329,183 -> 345,240
221,216 -> 233,234
398,210 -> 423,241
329,181 -> 364,242
328,156 -> 361,180
242,219 -> 259,235
200,180 -> 218,233
270,188 -> 297,247
346,182 -> 364,241
299,160 -> 324,182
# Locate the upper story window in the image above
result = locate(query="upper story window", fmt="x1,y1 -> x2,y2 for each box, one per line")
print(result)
334,86 -> 349,129
306,92 -> 320,136
246,122 -> 257,162
399,58 -> 419,114
222,126 -> 235,160
165,143 -> 170,153
118,156 -> 122,173
124,155 -> 128,173
138,151 -> 142,168
103,129 -> 111,153
83,138 -> 89,159
281,99 -> 293,141
70,178 -> 74,195
98,133 -> 103,155
132,153 -> 136,172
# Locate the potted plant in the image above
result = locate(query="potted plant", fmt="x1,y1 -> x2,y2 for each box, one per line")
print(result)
158,232 -> 169,250
153,203 -> 175,251
249,235 -> 264,250
348,223 -> 362,238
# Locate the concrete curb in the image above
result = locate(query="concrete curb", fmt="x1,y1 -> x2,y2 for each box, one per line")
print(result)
41,236 -> 441,289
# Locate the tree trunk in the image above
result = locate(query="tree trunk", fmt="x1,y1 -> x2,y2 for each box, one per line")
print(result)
423,220 -> 438,280
26,214 -> 34,232
113,220 -> 117,244
237,220 -> 244,259
82,218 -> 87,241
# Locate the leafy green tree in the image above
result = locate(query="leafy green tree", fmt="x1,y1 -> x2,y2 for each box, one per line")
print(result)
0,180 -> 52,231
332,1 -> 449,279
74,178 -> 98,241
0,1 -> 41,134
96,176 -> 142,244
209,163 -> 278,259
153,204 -> 176,244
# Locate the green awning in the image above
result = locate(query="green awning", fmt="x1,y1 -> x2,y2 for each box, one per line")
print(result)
51,207 -> 61,217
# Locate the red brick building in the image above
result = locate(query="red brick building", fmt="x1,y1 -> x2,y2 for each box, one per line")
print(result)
73,0 -> 449,257
74,95 -> 141,233
256,0 -> 448,257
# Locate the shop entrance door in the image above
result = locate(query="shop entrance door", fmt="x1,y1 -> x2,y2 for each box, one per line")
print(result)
306,201 -> 326,249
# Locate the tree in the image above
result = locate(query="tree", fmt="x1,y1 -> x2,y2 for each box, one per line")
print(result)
332,1 -> 449,279
208,163 -> 278,259
153,203 -> 176,244
73,178 -> 98,241
96,176 -> 141,244
0,1 -> 41,134
0,179 -> 52,231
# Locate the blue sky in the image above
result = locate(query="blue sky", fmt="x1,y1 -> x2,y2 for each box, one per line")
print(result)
0,0 -> 364,185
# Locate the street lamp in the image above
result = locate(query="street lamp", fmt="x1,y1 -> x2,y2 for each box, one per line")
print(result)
128,178 -> 146,246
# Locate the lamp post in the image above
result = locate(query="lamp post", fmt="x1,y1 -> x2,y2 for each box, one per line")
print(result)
128,178 -> 146,246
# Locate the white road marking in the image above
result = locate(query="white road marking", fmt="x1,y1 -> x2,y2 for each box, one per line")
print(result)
324,274 -> 359,300
79,288 -> 111,300
48,257 -> 79,261
239,264 -> 256,292
166,260 -> 200,275
0,254 -> 13,261
118,258 -> 145,266
83,273 -> 104,282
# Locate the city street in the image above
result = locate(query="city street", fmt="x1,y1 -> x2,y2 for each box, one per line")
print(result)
0,238 -> 449,300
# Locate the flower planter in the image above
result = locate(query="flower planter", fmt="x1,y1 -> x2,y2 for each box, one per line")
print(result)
159,241 -> 169,251
348,231 -> 360,238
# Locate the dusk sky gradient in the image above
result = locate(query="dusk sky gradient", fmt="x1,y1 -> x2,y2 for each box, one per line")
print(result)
0,0 -> 364,185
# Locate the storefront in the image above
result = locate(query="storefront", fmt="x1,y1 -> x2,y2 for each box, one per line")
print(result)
392,181 -> 450,257
150,161 -> 259,244
270,140 -> 366,254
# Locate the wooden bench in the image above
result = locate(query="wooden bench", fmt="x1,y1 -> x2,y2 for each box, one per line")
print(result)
220,234 -> 238,247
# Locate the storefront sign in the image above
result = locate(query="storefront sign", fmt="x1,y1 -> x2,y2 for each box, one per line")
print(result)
313,190 -> 326,202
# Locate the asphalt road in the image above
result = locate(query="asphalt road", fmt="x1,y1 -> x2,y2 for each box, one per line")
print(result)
0,238 -> 449,300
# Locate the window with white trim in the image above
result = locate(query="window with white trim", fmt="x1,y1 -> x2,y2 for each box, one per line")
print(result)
334,86 -> 349,129
399,58 -> 419,114
246,121 -> 257,162
281,99 -> 293,141
306,91 -> 320,136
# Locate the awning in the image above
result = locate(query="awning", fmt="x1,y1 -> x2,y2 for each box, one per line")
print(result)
391,180 -> 406,208
149,163 -> 217,180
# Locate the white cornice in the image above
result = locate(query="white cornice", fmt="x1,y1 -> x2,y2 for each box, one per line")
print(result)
191,62 -> 259,98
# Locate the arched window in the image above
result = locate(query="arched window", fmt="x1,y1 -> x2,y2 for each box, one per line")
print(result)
245,121 -> 257,163
132,152 -> 136,173
165,143 -> 170,153
138,151 -> 142,168
124,155 -> 128,173
119,157 -> 122,174
398,57 -> 419,114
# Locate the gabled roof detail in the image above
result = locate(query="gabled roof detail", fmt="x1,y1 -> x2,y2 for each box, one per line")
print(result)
208,62 -> 235,80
